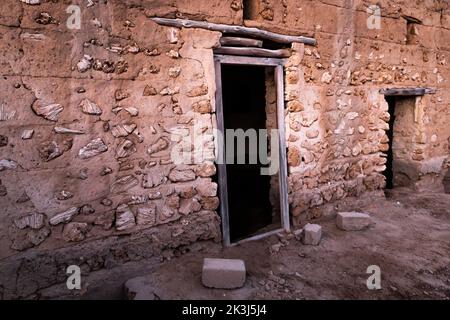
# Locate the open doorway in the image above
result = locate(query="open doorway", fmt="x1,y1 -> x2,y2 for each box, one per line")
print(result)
383,95 -> 419,189
214,55 -> 289,246
221,64 -> 273,242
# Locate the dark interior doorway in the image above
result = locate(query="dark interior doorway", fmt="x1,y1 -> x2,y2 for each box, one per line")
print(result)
385,96 -> 396,189
383,95 -> 419,190
221,64 -> 274,242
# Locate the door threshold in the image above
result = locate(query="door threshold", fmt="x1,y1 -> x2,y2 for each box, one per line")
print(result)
229,228 -> 285,247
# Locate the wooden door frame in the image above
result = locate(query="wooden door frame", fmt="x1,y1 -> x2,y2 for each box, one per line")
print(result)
213,54 -> 290,246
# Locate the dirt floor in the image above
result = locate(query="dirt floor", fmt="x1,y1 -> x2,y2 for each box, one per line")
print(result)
39,188 -> 450,300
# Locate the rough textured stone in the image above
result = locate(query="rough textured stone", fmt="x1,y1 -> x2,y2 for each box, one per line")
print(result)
79,98 -> 102,115
136,204 -> 157,225
336,212 -> 372,231
14,213 -> 45,230
31,100 -> 63,121
62,222 -> 88,242
168,169 -> 195,182
115,204 -> 136,231
301,223 -> 322,245
21,129 -> 34,140
202,258 -> 246,289
49,207 -> 79,226
78,138 -> 108,159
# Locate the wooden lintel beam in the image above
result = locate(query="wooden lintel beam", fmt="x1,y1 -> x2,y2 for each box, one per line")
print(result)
380,88 -> 436,96
220,37 -> 263,47
151,17 -> 317,45
214,46 -> 291,58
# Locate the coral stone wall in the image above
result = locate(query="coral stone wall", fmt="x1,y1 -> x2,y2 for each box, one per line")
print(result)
263,0 -> 450,223
0,0 -> 449,298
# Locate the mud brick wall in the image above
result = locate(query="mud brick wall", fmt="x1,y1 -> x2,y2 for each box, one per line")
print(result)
0,0 -> 449,298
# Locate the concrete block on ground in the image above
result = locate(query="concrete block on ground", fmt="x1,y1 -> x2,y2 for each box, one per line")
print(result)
202,258 -> 246,289
124,276 -> 157,300
302,223 -> 322,245
336,212 -> 372,231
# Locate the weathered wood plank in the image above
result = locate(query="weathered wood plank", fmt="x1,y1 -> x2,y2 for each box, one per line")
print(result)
213,60 -> 231,247
275,65 -> 290,233
231,228 -> 285,246
214,46 -> 291,58
214,54 -> 285,66
380,87 -> 436,96
220,37 -> 263,47
151,17 -> 317,45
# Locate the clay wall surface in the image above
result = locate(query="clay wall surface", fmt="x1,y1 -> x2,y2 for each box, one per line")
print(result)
0,0 -> 448,298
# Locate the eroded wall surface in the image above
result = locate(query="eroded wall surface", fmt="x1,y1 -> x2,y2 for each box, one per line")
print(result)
0,0 -> 449,298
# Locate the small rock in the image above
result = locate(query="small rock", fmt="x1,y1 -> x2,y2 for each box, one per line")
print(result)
270,243 -> 282,254
100,198 -> 113,206
16,191 -> 30,203
124,107 -> 138,116
147,137 -> 169,155
115,204 -> 136,231
136,204 -> 156,225
179,198 -> 201,215
168,169 -> 195,182
78,138 -> 108,159
115,89 -> 130,101
79,168 -> 88,180
49,207 -> 79,225
31,100 -> 63,122
35,12 -> 58,25
302,223 -> 322,245
80,204 -> 95,215
0,159 -> 18,171
187,84 -> 208,97
38,141 -> 63,162
56,190 -> 73,200
63,222 -> 88,242
14,212 -> 45,230
195,182 -> 217,197
192,100 -> 212,114
194,161 -> 216,177
54,126 -> 85,134
19,0 -> 41,4
111,174 -> 139,193
77,55 -> 93,72
116,139 -> 136,158
79,98 -> 102,115
111,123 -> 137,138
143,85 -> 157,96
27,227 -> 50,246
21,129 -> 34,140
166,49 -> 179,59
100,166 -> 113,176
168,66 -> 181,78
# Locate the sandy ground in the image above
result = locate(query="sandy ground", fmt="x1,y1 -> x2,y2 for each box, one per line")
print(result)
40,189 -> 450,300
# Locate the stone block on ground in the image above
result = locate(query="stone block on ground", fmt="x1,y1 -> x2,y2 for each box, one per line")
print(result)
336,212 -> 372,231
202,258 -> 246,289
302,223 -> 322,245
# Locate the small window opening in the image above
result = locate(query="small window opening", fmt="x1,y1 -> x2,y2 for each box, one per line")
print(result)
404,16 -> 422,45
243,0 -> 258,21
